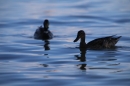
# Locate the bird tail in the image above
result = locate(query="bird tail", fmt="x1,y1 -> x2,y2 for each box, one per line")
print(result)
115,36 -> 122,44
117,36 -> 122,40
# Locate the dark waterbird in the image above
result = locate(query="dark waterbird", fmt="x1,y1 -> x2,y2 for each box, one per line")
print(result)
74,30 -> 122,49
34,19 -> 53,40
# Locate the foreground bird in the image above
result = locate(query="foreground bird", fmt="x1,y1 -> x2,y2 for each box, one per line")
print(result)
34,19 -> 53,40
73,30 -> 121,49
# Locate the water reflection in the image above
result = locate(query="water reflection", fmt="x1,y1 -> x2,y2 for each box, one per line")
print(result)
40,64 -> 48,67
75,48 -> 87,70
97,49 -> 118,62
40,40 -> 50,67
77,64 -> 87,70
43,40 -> 50,51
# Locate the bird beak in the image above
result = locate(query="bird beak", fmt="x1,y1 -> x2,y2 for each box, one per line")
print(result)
73,35 -> 80,42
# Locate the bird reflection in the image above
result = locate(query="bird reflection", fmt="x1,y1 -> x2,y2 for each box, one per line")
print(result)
43,40 -> 50,51
40,40 -> 50,68
75,48 -> 87,70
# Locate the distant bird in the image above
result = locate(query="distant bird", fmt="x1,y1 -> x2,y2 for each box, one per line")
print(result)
34,19 -> 53,40
73,30 -> 121,49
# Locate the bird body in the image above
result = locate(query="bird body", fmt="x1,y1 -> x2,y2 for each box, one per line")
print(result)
34,26 -> 53,40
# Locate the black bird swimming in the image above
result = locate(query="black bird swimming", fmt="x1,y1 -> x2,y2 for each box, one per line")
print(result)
74,30 -> 121,49
34,19 -> 53,40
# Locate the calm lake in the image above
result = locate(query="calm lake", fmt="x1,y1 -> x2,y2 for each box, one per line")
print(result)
0,0 -> 130,86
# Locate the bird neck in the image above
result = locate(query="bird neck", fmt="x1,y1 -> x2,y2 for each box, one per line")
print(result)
44,27 -> 49,31
80,36 -> 86,48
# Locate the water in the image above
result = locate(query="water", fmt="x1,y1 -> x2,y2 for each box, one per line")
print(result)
0,0 -> 130,86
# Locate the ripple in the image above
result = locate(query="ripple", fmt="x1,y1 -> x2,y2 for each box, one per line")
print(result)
115,19 -> 130,23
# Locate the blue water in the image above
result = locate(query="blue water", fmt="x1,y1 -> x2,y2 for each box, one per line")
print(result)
0,0 -> 130,86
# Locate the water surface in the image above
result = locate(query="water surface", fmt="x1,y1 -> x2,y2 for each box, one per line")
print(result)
0,0 -> 130,86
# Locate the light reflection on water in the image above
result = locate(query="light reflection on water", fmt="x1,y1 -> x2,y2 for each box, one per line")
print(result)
0,0 -> 130,86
